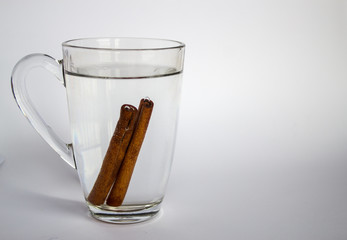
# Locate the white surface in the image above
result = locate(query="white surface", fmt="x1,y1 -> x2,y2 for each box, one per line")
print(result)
1,0 -> 347,239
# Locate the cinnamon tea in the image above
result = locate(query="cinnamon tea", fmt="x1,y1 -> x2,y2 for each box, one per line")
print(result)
65,65 -> 182,209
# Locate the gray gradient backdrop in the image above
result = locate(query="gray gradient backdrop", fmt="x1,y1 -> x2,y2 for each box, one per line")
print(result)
1,0 -> 347,239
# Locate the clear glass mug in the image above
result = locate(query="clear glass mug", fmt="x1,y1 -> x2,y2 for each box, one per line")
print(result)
11,38 -> 185,223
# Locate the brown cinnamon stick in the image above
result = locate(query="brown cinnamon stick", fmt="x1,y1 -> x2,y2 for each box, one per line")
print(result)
87,104 -> 137,206
106,98 -> 154,207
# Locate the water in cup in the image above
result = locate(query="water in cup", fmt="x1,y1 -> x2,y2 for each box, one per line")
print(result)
65,65 -> 183,211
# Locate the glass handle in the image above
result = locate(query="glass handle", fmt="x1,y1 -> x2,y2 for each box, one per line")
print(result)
11,54 -> 76,169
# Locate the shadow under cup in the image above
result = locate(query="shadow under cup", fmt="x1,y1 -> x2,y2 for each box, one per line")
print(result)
11,38 -> 185,223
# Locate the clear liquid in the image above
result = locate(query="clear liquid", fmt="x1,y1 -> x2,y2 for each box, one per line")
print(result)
65,66 -> 182,205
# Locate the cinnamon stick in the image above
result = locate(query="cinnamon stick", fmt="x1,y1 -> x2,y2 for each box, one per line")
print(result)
106,98 -> 154,207
87,104 -> 137,206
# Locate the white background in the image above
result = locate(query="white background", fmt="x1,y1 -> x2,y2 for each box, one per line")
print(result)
1,0 -> 347,239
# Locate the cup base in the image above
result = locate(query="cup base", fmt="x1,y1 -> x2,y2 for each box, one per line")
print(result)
87,200 -> 162,224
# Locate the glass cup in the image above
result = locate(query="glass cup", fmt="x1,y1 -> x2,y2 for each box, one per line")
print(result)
11,37 -> 185,223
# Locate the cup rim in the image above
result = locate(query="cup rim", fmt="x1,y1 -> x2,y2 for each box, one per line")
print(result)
62,37 -> 185,51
